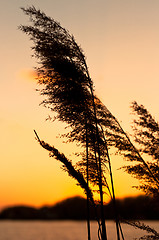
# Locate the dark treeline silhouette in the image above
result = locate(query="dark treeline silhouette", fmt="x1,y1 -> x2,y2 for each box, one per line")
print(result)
0,195 -> 159,220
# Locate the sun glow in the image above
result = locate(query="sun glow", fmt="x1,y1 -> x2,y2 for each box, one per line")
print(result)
18,69 -> 37,82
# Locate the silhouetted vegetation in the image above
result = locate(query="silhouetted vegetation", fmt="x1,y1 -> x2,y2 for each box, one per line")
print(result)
117,102 -> 159,239
20,6 -> 123,240
19,6 -> 159,240
123,102 -> 159,199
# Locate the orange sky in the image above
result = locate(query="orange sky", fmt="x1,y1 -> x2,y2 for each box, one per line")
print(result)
0,0 -> 159,209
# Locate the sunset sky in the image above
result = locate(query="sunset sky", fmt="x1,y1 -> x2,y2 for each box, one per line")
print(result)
0,0 -> 159,209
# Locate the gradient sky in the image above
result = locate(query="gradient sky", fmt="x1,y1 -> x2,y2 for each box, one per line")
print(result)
0,0 -> 159,209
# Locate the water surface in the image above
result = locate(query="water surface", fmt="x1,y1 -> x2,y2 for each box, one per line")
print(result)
0,220 -> 158,240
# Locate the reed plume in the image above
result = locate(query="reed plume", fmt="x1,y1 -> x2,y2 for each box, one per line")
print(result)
34,130 -> 94,204
20,6 -> 129,239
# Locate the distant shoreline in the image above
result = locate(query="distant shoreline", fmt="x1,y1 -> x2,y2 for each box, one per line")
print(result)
0,195 -> 158,220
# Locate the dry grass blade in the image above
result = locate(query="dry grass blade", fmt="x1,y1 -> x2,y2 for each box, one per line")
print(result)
34,130 -> 94,204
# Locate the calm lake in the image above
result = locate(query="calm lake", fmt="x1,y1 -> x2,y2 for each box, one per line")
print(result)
0,220 -> 158,240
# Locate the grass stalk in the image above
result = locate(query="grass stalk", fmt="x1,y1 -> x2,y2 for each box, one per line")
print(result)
86,121 -> 91,240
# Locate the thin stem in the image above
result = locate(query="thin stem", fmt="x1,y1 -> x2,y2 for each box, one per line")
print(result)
84,70 -> 107,239
119,222 -> 125,240
86,120 -> 91,240
99,124 -> 122,240
34,129 -> 103,239
107,150 -> 121,240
